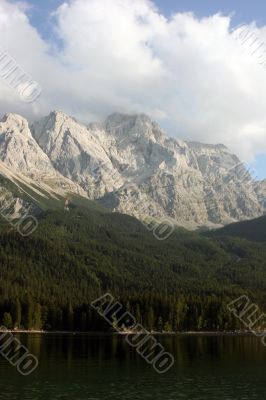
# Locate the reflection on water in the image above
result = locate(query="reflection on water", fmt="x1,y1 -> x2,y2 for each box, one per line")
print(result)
1,334 -> 266,399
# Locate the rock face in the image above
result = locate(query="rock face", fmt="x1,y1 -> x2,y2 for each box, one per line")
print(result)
0,113 -> 85,196
0,111 -> 265,229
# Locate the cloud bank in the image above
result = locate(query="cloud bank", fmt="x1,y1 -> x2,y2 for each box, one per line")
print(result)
0,0 -> 266,161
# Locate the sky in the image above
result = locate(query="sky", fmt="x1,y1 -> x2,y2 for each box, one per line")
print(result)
156,0 -> 266,26
1,0 -> 266,178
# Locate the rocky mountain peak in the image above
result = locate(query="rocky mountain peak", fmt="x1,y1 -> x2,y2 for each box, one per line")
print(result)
104,112 -> 165,144
0,110 -> 265,229
1,112 -> 31,136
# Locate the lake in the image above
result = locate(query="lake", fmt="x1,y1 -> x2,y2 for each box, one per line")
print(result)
1,333 -> 266,399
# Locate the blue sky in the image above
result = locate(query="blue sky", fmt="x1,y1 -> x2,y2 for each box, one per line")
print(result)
8,0 -> 266,179
155,0 -> 266,26
251,156 -> 266,181
24,0 -> 266,36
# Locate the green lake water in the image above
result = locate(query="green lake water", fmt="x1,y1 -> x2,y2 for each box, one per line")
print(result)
0,333 -> 266,399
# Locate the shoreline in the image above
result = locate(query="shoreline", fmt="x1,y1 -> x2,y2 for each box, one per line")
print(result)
0,329 -> 264,336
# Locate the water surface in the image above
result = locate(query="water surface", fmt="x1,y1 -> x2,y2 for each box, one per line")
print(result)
1,333 -> 266,399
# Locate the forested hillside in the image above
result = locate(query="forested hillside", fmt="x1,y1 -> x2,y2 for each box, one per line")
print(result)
0,201 -> 266,332
207,215 -> 266,242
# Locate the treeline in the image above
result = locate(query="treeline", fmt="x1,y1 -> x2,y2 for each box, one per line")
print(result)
0,293 -> 245,332
0,206 -> 266,332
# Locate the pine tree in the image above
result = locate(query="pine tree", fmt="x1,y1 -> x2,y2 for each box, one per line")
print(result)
66,302 -> 74,331
14,298 -> 21,329
157,316 -> 163,332
147,306 -> 155,331
33,303 -> 42,330
174,296 -> 188,331
2,312 -> 13,329
25,297 -> 34,330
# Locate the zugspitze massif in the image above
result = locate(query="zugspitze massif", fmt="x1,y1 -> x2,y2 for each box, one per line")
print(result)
0,111 -> 265,229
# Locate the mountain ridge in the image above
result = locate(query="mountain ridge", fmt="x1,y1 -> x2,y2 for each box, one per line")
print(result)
0,110 -> 264,229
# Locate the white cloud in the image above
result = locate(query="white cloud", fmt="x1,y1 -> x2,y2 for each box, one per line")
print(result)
0,0 -> 266,161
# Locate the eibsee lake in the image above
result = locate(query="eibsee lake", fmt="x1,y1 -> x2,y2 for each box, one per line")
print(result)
1,334 -> 266,399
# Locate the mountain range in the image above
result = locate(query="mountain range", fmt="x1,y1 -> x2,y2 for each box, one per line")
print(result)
0,110 -> 266,331
0,111 -> 265,229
